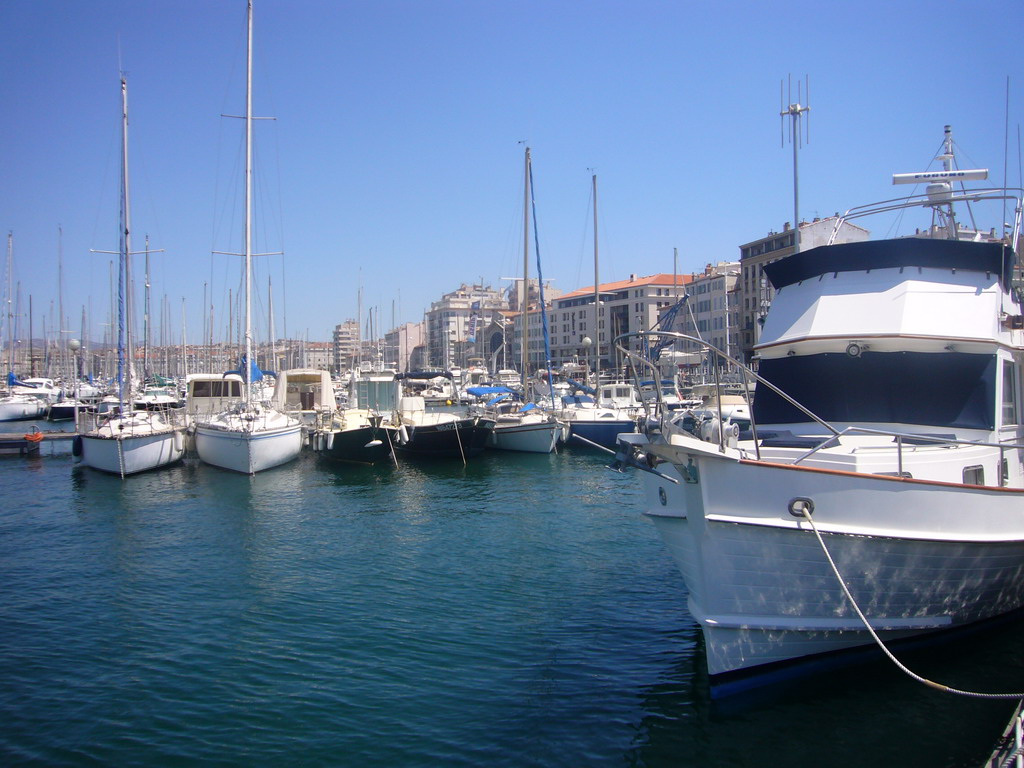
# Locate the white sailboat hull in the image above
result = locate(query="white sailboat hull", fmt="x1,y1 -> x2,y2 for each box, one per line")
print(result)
79,412 -> 185,476
195,411 -> 302,474
489,416 -> 561,453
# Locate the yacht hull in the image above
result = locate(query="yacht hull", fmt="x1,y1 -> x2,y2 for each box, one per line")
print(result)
397,417 -> 494,459
634,435 -> 1024,686
566,418 -> 636,449
321,423 -> 398,465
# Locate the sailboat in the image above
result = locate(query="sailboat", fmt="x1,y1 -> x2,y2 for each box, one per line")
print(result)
484,146 -> 562,454
0,234 -> 48,422
78,77 -> 186,477
559,173 -> 638,449
193,0 -> 302,474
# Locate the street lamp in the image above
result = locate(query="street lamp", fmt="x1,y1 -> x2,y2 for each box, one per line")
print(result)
68,338 -> 81,380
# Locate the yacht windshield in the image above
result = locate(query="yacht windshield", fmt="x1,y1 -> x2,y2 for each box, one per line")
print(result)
753,352 -> 996,429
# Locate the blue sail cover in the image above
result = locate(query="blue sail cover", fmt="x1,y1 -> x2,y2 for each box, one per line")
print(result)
7,372 -> 36,388
466,386 -> 516,397
225,354 -> 265,383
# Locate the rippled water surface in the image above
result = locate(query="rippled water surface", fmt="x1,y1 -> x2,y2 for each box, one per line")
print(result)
2,439 -> 1023,766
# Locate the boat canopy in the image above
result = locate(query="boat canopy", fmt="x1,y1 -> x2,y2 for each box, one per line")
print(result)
764,238 -> 1013,291
466,386 -> 516,397
396,370 -> 453,381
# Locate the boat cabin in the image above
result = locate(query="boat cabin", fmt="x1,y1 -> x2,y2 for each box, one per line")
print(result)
186,374 -> 244,419
272,369 -> 336,423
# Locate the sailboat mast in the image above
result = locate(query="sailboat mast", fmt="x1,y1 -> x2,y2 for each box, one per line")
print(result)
521,147 -> 530,387
119,76 -> 132,408
243,0 -> 254,402
268,275 -> 276,372
143,236 -> 151,381
29,295 -> 34,377
592,173 -> 599,379
58,226 -> 66,383
5,233 -> 12,374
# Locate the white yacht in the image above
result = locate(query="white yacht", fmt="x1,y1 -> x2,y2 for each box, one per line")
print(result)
615,127 -> 1024,693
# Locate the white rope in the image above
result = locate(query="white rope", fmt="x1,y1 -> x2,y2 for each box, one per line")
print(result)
383,424 -> 398,467
454,417 -> 466,466
800,507 -> 1024,699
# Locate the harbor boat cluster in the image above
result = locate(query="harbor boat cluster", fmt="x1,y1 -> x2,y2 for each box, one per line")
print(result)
2,10 -> 1024,757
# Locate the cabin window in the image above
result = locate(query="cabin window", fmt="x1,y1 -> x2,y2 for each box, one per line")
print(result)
754,352 -> 997,430
192,381 -> 212,397
963,465 -> 984,485
1001,361 -> 1019,426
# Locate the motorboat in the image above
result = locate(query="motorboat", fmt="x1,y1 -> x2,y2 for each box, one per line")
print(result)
133,382 -> 182,411
467,386 -> 561,453
394,394 -> 494,460
314,363 -> 401,465
560,381 -> 641,449
272,369 -> 335,426
613,127 -> 1024,694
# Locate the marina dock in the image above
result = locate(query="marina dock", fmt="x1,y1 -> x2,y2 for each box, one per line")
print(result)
0,430 -> 74,455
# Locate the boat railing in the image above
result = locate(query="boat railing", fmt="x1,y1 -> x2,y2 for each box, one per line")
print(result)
614,331 -> 1024,482
827,186 -> 1023,250
984,697 -> 1024,768
77,404 -> 189,434
614,330 -> 838,459
784,425 -> 1024,481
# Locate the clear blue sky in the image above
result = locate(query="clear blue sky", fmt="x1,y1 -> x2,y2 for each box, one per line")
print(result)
2,0 -> 1021,347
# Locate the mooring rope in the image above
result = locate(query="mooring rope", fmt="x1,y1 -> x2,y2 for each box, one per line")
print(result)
383,425 -> 399,467
799,507 -> 1024,699
454,418 -> 466,466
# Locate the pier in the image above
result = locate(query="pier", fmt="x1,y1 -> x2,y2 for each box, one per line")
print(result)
0,430 -> 74,456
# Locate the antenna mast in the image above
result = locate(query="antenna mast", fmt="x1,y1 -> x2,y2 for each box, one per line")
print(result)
780,75 -> 810,252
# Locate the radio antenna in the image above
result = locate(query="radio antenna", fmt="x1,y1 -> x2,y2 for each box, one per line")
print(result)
780,74 -> 811,252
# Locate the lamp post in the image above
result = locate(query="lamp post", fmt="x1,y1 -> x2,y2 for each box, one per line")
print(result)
582,336 -> 592,388
68,338 -> 81,381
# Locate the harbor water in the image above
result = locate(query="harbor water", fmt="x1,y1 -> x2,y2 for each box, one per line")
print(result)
2,438 -> 1024,766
